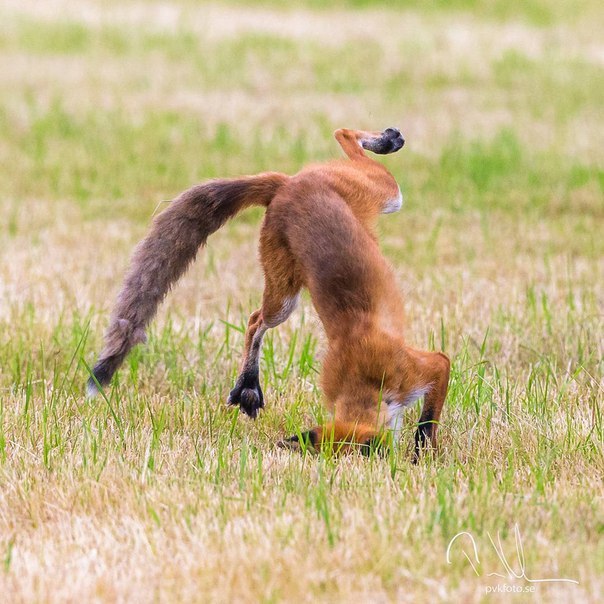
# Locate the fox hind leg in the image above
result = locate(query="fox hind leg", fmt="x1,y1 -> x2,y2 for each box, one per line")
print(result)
228,225 -> 301,418
227,309 -> 267,418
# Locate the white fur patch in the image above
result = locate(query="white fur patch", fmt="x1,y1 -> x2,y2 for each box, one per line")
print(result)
265,294 -> 300,328
402,385 -> 432,407
385,385 -> 432,438
381,187 -> 403,214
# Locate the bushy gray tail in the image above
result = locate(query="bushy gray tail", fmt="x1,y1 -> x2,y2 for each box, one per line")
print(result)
87,172 -> 288,396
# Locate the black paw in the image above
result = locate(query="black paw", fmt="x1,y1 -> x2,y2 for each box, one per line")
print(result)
412,424 -> 434,463
381,127 -> 405,154
364,127 -> 405,155
227,378 -> 264,419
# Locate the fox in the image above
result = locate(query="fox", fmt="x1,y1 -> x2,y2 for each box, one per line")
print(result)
87,126 -> 450,459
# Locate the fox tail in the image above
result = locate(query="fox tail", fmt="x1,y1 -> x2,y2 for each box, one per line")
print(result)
87,172 -> 288,396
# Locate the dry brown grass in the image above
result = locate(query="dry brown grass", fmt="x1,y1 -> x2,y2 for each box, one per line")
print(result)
0,1 -> 602,602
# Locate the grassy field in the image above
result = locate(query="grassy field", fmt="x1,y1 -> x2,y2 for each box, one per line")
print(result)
0,0 -> 603,602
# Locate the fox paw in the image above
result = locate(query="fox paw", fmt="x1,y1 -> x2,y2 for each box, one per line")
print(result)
227,380 -> 264,419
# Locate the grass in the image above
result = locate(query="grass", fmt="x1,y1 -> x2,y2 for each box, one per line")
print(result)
0,0 -> 603,602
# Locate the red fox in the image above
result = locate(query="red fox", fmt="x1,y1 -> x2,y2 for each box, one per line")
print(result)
88,127 -> 450,458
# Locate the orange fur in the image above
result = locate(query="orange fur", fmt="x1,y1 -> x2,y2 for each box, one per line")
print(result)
89,126 -> 450,460
232,128 -> 450,458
